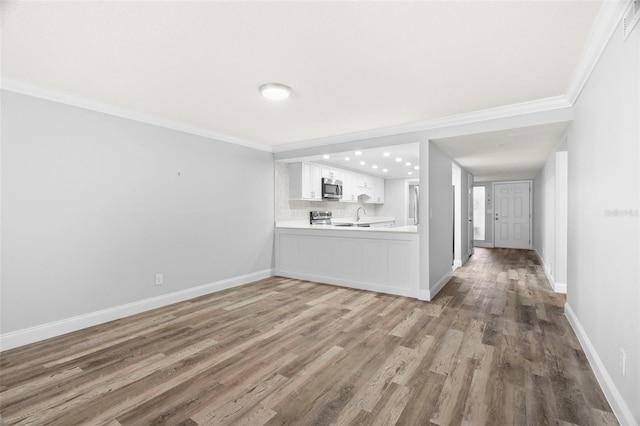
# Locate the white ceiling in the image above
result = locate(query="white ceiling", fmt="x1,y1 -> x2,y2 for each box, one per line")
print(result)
432,122 -> 570,182
1,1 -> 602,180
280,143 -> 420,180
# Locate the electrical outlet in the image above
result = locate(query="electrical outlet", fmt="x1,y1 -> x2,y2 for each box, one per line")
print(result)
155,273 -> 163,286
619,348 -> 627,376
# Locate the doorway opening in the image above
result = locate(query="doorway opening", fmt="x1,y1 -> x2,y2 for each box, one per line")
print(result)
452,164 -> 462,269
407,181 -> 420,226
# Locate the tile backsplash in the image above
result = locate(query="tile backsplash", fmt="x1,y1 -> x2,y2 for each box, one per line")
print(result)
275,162 -> 380,222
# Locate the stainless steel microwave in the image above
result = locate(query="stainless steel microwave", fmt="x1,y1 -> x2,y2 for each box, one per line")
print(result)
322,178 -> 342,200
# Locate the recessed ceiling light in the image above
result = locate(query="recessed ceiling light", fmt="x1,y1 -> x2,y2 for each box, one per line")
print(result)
408,172 -> 413,175
405,162 -> 411,166
383,152 -> 390,157
259,83 -> 292,101
360,161 -> 366,165
372,165 -> 378,169
395,157 -> 402,162
355,151 -> 362,156
345,157 -> 350,161
383,169 -> 388,173
323,154 -> 330,159
414,166 -> 420,170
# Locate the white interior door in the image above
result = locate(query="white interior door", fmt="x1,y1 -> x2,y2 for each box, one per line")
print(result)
494,181 -> 531,249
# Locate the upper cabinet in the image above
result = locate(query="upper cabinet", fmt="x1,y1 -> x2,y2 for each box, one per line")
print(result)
372,176 -> 385,203
321,166 -> 344,181
289,162 -> 384,204
340,171 -> 357,203
289,162 -> 322,200
353,173 -> 373,198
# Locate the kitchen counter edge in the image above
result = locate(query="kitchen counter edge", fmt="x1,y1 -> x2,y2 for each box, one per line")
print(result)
275,221 -> 418,234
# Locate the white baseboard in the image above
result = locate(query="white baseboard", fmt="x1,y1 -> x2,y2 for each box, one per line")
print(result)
430,271 -> 452,300
417,289 -> 431,301
453,259 -> 462,270
554,281 -> 567,293
474,242 -> 494,248
564,303 -> 636,426
0,269 -> 274,351
533,248 -> 562,293
276,271 -> 418,300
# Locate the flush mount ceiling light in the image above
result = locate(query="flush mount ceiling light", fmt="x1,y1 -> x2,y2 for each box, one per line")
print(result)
259,83 -> 292,101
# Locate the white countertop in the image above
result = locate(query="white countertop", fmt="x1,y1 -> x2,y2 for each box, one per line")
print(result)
331,216 -> 395,226
276,219 -> 418,234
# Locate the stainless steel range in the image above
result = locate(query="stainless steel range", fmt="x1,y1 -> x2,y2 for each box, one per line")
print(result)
310,211 -> 332,225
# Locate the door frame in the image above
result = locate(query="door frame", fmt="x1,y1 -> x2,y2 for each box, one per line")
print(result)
468,173 -> 474,257
492,180 -> 533,250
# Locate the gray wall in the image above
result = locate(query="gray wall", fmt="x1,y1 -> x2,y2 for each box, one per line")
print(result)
533,151 -> 556,281
428,142 -> 454,290
567,17 -> 639,423
533,145 -> 568,291
1,91 -> 275,334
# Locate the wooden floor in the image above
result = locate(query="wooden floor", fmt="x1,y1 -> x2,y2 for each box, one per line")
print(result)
0,248 -> 617,425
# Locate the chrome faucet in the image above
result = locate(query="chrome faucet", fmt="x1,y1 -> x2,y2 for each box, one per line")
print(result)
356,207 -> 366,221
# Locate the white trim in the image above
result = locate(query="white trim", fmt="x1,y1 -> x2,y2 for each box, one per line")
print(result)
534,247 -> 561,293
276,271 -> 417,300
566,0 -> 631,104
0,78 -> 274,153
430,270 -> 452,300
273,96 -> 571,153
0,269 -> 274,351
452,259 -> 462,270
0,0 -> 626,157
473,242 -> 495,248
553,281 -> 567,294
417,289 -> 431,302
564,303 -> 636,426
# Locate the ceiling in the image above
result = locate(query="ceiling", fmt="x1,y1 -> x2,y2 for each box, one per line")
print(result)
1,1 -> 602,180
279,143 -> 420,180
432,122 -> 570,182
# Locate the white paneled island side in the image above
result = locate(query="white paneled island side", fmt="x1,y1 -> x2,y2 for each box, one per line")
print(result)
275,221 -> 419,298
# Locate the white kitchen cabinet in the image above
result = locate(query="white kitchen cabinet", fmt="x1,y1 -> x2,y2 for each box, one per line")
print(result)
372,177 -> 385,204
289,162 -> 322,200
321,166 -> 343,181
340,171 -> 357,203
353,173 -> 373,198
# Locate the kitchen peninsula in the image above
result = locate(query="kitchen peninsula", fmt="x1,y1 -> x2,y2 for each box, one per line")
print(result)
274,159 -> 420,299
275,220 -> 419,298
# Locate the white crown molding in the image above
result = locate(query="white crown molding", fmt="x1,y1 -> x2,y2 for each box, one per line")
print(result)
1,1 -> 625,155
566,0 -> 631,104
0,78 -> 274,153
273,96 -> 572,153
